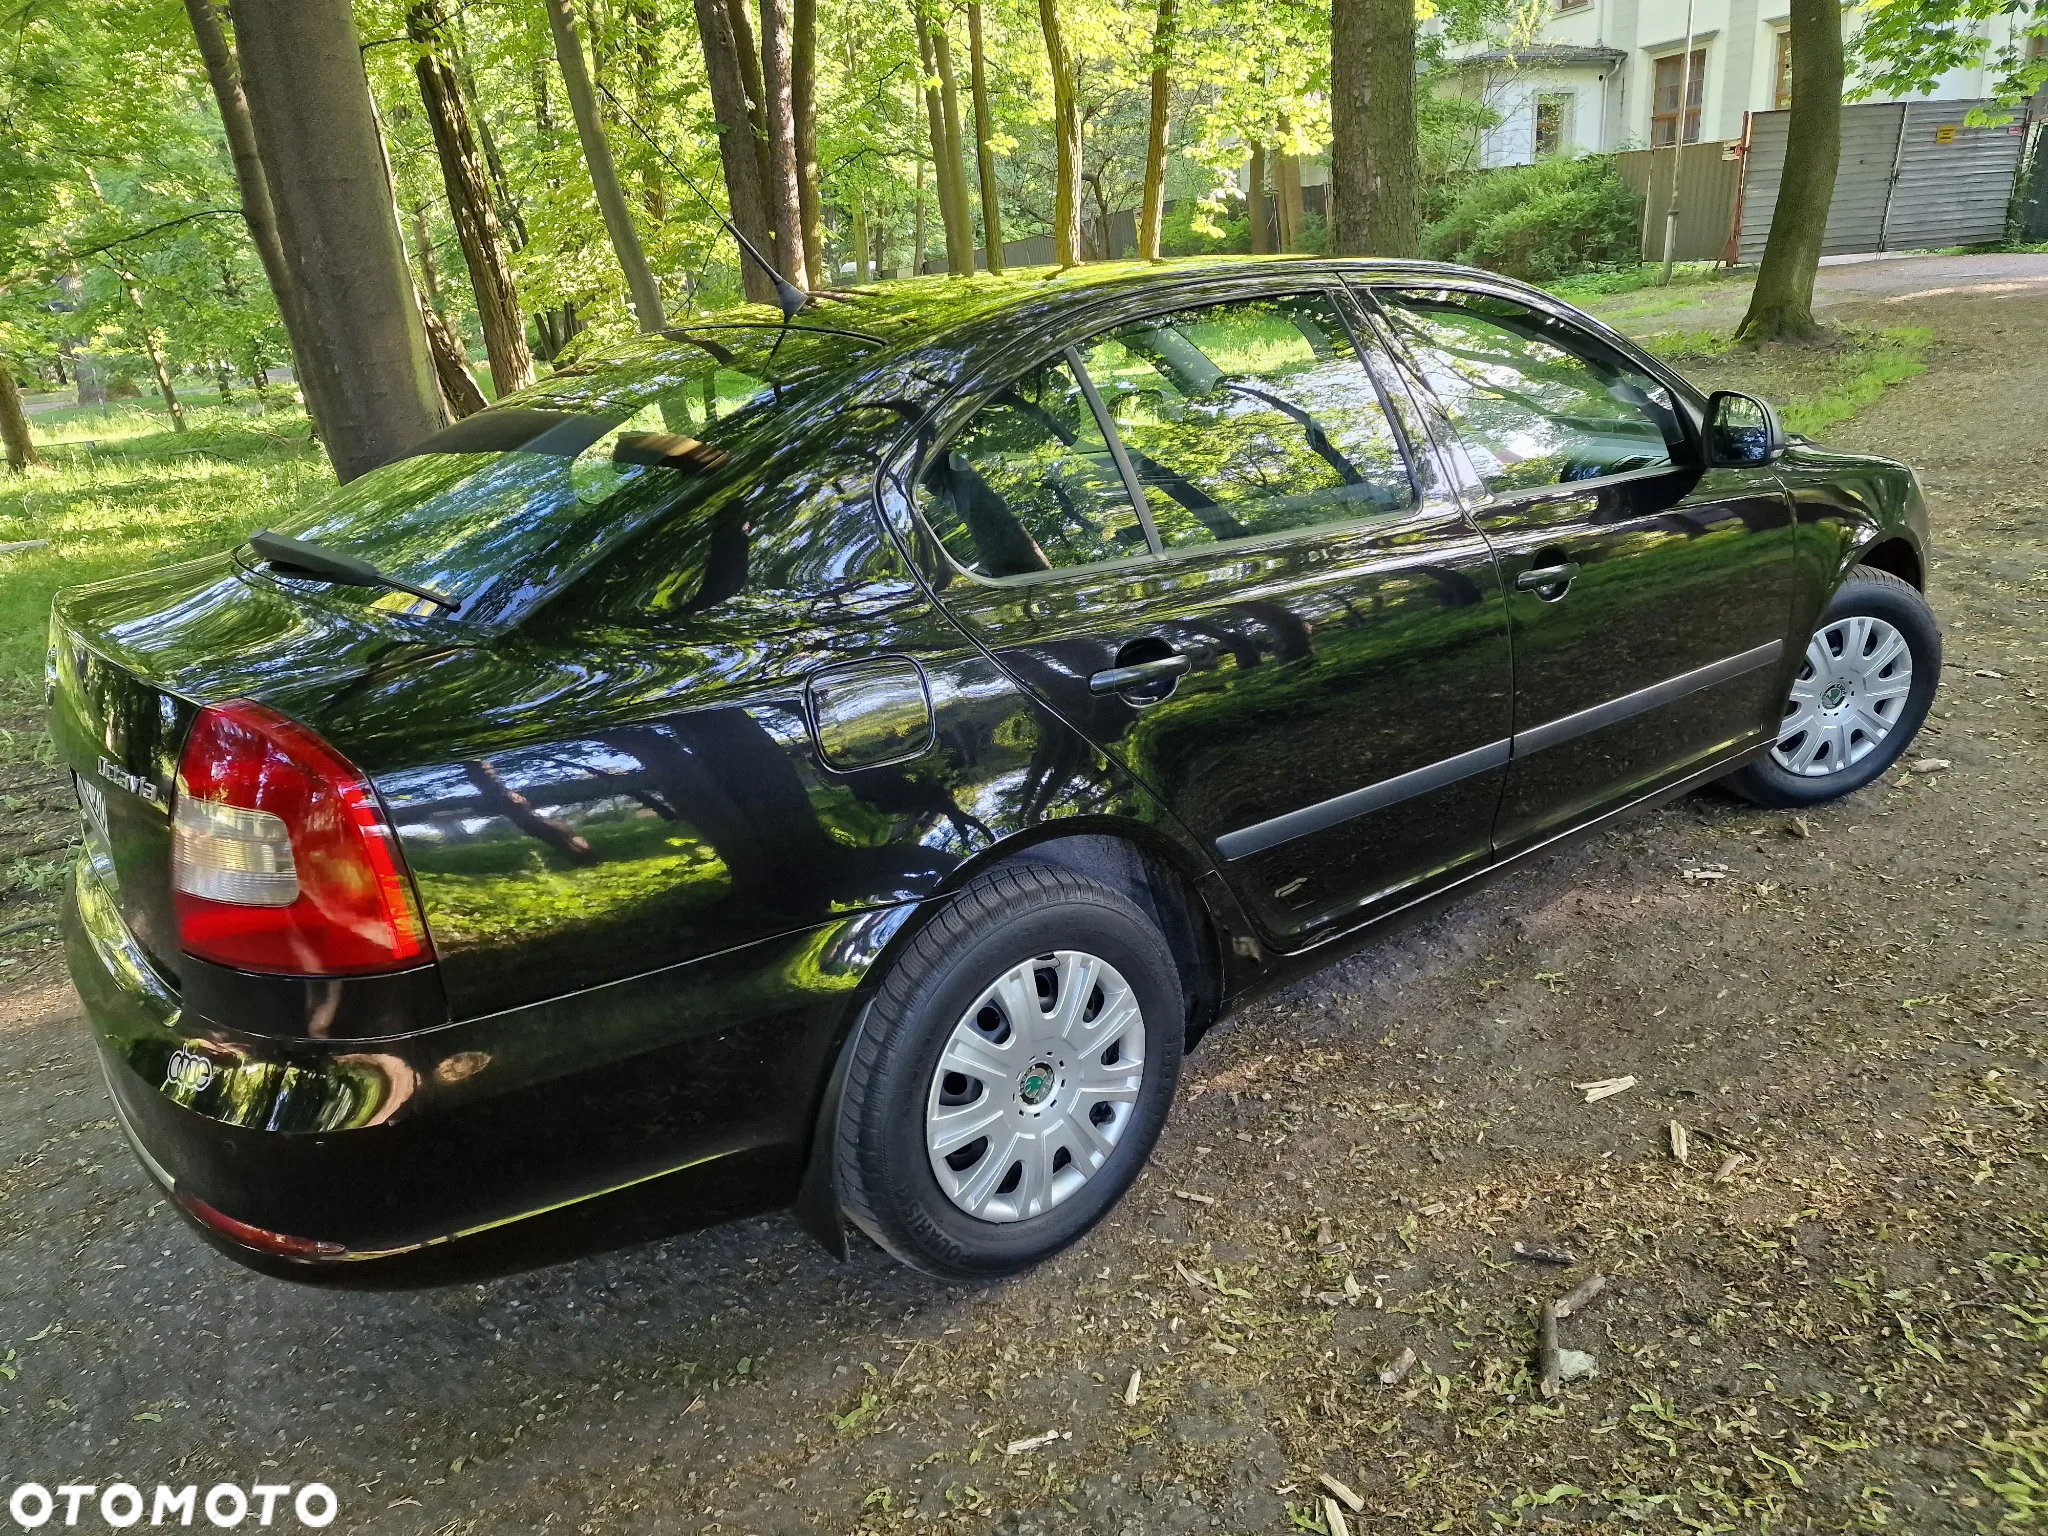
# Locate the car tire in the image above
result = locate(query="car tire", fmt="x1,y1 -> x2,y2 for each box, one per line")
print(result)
1725,565 -> 1941,809
835,863 -> 1184,1280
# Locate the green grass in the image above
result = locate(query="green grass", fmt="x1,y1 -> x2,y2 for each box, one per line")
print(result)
1544,261 -> 1739,304
1777,325 -> 1931,437
0,402 -> 330,692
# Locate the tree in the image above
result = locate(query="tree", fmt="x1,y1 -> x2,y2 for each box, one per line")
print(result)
1851,0 -> 2047,107
407,0 -> 535,394
1039,0 -> 1082,267
1736,0 -> 1844,342
181,0 -> 327,434
913,3 -> 969,274
227,0 -> 443,480
792,0 -> 826,287
695,0 -> 778,303
543,0 -> 667,331
1136,0 -> 1176,261
931,12 -> 976,269
1331,0 -> 1421,257
1247,143 -> 1271,253
760,0 -> 811,288
0,353 -> 39,471
966,2 -> 1005,273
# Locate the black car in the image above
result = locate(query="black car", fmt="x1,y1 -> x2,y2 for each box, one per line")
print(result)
51,258 -> 1940,1280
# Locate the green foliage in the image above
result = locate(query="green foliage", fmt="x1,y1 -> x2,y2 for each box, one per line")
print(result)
1849,0 -> 2045,110
1424,155 -> 1643,283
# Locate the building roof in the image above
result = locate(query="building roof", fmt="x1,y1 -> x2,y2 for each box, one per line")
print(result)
1454,44 -> 1628,69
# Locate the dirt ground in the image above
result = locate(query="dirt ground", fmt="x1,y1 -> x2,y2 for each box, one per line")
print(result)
2,259 -> 2044,1534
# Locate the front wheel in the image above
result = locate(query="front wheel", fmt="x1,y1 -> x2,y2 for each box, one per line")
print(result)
1726,566 -> 1942,808
835,863 -> 1183,1280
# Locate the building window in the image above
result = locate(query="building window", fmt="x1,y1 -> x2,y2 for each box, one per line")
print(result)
1535,93 -> 1574,157
1558,0 -> 1591,12
1774,30 -> 1793,110
1651,48 -> 1707,145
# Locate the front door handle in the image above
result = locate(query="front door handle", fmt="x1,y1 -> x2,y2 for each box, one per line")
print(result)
1089,653 -> 1190,696
1516,561 -> 1581,593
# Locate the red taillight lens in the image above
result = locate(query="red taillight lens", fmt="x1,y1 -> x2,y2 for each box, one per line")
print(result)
171,700 -> 431,976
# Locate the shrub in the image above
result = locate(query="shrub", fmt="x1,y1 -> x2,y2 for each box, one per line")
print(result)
1424,155 -> 1642,283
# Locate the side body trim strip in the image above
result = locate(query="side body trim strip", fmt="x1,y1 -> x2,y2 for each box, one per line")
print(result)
1211,639 -> 1785,862
1512,639 -> 1784,757
1215,738 -> 1511,861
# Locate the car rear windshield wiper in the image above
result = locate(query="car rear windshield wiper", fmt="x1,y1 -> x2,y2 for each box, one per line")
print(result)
248,529 -> 463,612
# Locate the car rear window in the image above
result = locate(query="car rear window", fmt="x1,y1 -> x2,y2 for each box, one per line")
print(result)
257,325 -> 876,628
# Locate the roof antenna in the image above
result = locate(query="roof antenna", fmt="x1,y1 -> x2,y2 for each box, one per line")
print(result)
595,81 -> 808,322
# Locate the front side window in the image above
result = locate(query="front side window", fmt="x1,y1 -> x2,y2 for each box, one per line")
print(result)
916,354 -> 1151,578
1379,289 -> 1687,497
1078,292 -> 1417,549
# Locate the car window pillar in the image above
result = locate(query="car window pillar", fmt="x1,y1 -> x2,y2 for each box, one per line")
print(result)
1063,344 -> 1163,558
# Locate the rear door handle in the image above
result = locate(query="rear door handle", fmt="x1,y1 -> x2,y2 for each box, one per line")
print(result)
1089,654 -> 1191,695
1516,561 -> 1581,591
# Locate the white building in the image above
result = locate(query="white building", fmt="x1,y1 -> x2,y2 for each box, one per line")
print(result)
1447,1 -> 2046,167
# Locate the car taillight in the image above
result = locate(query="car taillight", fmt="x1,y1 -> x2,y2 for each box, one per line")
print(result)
171,700 -> 431,975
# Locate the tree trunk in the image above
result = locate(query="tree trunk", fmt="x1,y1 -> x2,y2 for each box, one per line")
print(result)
1137,0 -> 1175,261
228,0 -> 442,479
852,200 -> 871,281
1330,0 -> 1421,257
1275,148 -> 1304,251
1736,0 -> 1843,342
631,3 -> 668,223
694,0 -> 777,303
0,359 -> 40,471
912,6 -> 968,275
409,0 -> 536,394
126,280 -> 188,433
451,20 -> 528,248
412,199 -> 446,315
184,0 -> 333,447
967,2 -> 1005,273
1038,0 -> 1082,268
544,0 -> 667,331
215,360 -> 234,404
420,295 -> 488,417
913,156 -> 928,275
930,15 -> 975,273
1247,142 -> 1271,254
791,0 -> 824,287
726,0 -> 773,218
758,0 -> 809,288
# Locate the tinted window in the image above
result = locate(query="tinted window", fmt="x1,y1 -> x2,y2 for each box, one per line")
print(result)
916,353 -> 1152,577
1380,290 -> 1686,495
1081,293 -> 1416,548
264,326 -> 875,627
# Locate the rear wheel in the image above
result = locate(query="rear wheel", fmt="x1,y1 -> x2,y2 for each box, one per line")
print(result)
836,864 -> 1182,1280
1726,566 -> 1941,808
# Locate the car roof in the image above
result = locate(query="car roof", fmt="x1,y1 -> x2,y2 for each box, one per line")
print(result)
563,256 -> 1501,376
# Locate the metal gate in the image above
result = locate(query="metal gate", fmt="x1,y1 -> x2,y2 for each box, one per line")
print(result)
1737,99 -> 2029,262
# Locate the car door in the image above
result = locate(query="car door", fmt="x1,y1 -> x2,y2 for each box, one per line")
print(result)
906,280 -> 1514,949
1370,284 -> 1796,853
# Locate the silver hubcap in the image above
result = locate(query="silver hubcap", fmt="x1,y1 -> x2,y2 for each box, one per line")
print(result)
925,950 -> 1146,1223
1772,614 -> 1913,778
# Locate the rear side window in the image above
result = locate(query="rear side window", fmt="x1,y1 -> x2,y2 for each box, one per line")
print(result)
263,327 -> 873,627
916,354 -> 1153,578
1080,292 -> 1417,548
1379,289 -> 1686,496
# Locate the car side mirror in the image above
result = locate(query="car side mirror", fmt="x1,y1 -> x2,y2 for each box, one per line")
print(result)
1704,390 -> 1785,467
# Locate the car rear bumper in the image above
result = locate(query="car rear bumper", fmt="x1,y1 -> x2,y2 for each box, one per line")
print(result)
63,852 -> 904,1270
